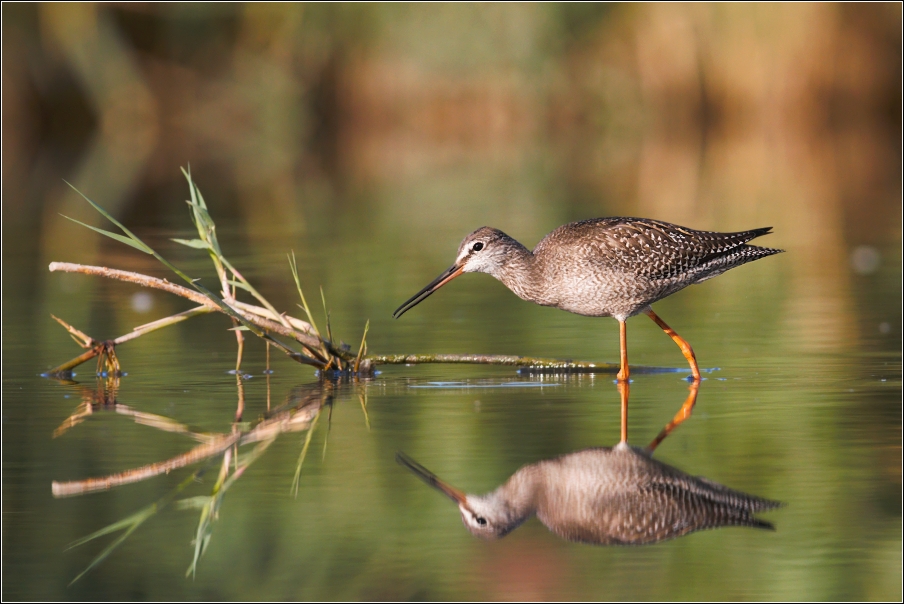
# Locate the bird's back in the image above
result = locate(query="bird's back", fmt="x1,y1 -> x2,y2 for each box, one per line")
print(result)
529,218 -> 782,319
533,445 -> 781,545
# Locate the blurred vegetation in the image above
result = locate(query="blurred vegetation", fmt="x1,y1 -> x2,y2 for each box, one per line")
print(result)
3,2 -> 900,346
2,3 -> 901,600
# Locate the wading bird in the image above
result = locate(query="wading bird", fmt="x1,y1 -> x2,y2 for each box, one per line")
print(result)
394,218 -> 782,381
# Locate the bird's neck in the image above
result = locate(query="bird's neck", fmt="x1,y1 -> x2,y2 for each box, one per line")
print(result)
484,466 -> 541,531
490,240 -> 543,303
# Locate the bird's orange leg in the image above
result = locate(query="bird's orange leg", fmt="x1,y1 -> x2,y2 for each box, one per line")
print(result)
617,380 -> 629,443
644,309 -> 701,381
646,381 -> 699,452
616,320 -> 629,382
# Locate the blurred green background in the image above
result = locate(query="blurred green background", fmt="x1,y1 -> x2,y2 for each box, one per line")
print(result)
2,3 -> 901,600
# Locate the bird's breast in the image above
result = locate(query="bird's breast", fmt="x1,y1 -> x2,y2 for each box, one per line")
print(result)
527,263 -> 640,318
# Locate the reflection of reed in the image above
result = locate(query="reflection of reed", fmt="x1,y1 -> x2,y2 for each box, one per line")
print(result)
399,381 -> 780,546
51,380 -> 333,498
52,377 -> 348,582
52,432 -> 241,498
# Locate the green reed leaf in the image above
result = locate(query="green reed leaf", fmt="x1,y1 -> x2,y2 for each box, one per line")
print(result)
61,215 -> 153,254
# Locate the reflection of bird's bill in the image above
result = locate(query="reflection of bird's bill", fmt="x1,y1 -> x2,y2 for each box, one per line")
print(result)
393,264 -> 465,318
396,451 -> 468,506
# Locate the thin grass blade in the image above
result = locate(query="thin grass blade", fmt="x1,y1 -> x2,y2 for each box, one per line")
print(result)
288,252 -> 321,337
68,522 -> 143,586
354,320 -> 370,373
175,496 -> 211,511
291,409 -> 320,497
60,215 -> 152,254
64,177 -> 308,365
65,506 -> 155,550
63,182 -> 153,253
171,238 -> 211,250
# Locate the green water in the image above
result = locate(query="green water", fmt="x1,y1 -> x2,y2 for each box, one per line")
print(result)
4,3 -> 901,599
2,165 -> 900,599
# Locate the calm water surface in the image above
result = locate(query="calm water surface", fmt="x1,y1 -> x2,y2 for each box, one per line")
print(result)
3,4 -> 901,599
3,187 -> 901,600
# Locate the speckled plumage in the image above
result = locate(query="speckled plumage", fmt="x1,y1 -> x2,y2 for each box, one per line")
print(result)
399,445 -> 781,545
455,218 -> 782,321
394,217 -> 783,381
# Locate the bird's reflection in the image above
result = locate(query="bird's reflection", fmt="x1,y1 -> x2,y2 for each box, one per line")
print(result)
398,383 -> 781,545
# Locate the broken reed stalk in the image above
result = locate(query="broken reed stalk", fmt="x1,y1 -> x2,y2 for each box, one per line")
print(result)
48,264 -> 322,347
49,171 -> 624,378
47,306 -> 213,375
46,263 -> 338,374
58,176 -> 330,368
47,263 -> 624,375
365,354 -> 621,372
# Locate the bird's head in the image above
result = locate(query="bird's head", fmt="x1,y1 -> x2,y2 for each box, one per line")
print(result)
392,227 -> 516,318
452,227 -> 514,275
396,452 -> 519,540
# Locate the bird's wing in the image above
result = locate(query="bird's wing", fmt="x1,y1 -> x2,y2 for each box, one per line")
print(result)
583,476 -> 779,544
541,218 -> 774,280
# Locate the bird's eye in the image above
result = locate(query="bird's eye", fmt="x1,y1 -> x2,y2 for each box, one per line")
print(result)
476,517 -> 487,526
472,242 -> 484,252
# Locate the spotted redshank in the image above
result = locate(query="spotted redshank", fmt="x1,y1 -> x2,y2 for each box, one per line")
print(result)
393,218 -> 782,381
396,446 -> 780,544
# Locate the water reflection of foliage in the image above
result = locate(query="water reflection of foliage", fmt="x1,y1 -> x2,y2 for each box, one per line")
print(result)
51,374 -> 710,583
51,376 -> 354,583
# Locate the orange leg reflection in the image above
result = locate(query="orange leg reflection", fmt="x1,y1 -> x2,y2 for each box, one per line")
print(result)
644,309 -> 701,381
617,380 -> 629,443
646,381 -> 700,452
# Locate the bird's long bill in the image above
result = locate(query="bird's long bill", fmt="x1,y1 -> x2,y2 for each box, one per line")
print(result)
396,451 -> 468,505
392,264 -> 464,319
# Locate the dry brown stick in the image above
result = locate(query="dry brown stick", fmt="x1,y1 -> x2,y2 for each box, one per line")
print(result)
232,320 -> 244,374
363,354 -> 622,372
51,432 -> 241,498
48,262 -> 332,364
115,306 -> 213,345
51,314 -> 94,348
231,300 -> 320,339
46,308 -> 212,375
47,347 -> 105,375
50,262 -> 209,304
48,263 -> 628,374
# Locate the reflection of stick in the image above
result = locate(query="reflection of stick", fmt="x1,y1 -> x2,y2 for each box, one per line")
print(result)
54,399 -> 212,442
53,384 -> 328,497
266,342 -> 271,411
234,373 -> 245,423
51,433 -> 241,498
116,405 -> 211,442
